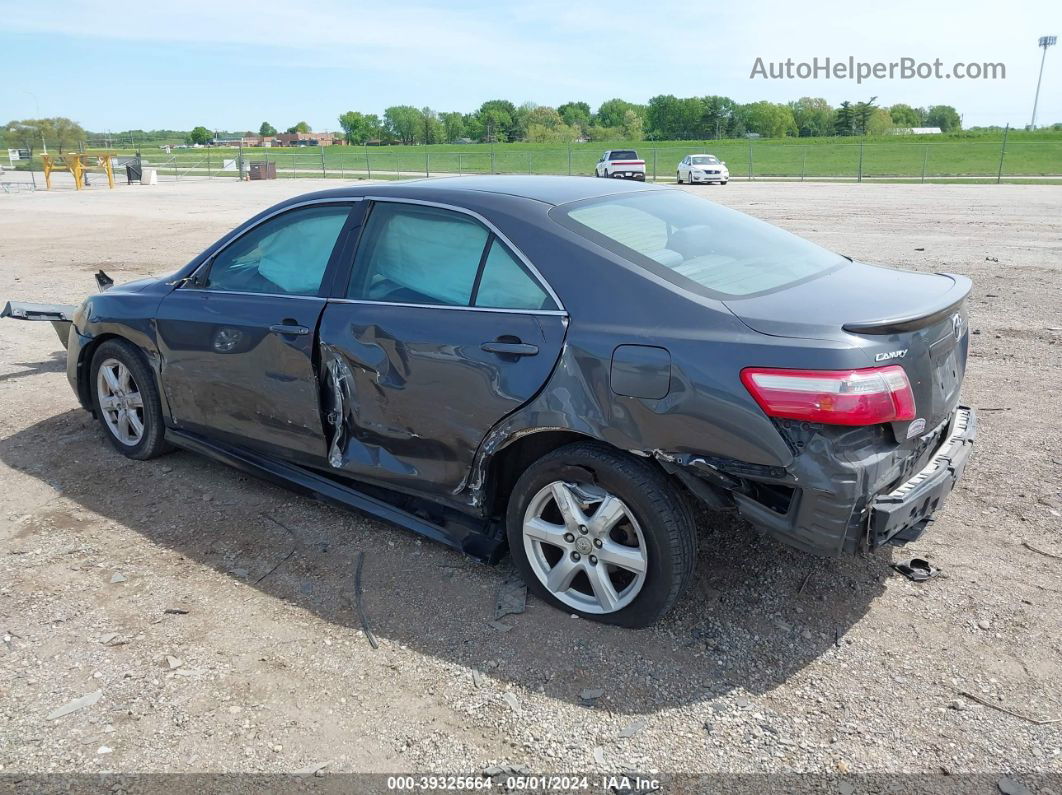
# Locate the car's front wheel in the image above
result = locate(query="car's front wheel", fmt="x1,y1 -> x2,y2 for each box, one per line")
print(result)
90,339 -> 171,460
506,442 -> 697,627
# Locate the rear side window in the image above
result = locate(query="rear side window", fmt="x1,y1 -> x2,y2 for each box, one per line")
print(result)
474,240 -> 555,310
349,203 -> 488,306
206,205 -> 350,295
348,202 -> 558,311
553,190 -> 844,298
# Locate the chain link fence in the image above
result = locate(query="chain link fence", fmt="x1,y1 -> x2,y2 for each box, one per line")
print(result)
7,138 -> 1061,188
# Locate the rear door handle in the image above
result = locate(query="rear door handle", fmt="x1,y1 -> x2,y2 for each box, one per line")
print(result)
269,324 -> 310,336
481,341 -> 539,356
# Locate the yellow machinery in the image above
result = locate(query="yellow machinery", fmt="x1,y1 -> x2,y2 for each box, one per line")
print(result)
41,153 -> 115,190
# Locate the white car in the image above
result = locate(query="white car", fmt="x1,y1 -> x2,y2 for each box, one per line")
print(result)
594,150 -> 646,180
677,154 -> 729,185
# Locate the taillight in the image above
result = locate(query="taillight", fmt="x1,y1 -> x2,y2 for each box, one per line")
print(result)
740,366 -> 916,426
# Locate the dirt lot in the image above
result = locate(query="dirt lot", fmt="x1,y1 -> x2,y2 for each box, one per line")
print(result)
0,178 -> 1060,784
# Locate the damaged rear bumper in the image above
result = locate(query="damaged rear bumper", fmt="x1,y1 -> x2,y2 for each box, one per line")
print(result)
669,405 -> 976,556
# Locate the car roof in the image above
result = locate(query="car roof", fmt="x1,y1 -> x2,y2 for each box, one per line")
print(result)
303,175 -> 668,207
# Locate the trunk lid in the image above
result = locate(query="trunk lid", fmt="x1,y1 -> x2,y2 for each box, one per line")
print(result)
724,261 -> 972,434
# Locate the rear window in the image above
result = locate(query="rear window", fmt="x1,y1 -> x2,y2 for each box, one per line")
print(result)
609,150 -> 638,160
552,190 -> 844,298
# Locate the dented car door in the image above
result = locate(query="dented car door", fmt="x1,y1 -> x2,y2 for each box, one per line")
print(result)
156,202 -> 359,462
318,199 -> 567,498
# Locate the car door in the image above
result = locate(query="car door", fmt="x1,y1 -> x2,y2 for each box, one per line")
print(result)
156,201 -> 360,463
679,156 -> 688,180
318,199 -> 567,500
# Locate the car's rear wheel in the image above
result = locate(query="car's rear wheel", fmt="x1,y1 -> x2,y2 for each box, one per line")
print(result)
90,339 -> 171,460
506,442 -> 696,627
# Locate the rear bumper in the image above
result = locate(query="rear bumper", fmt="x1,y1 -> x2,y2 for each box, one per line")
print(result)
609,171 -> 646,180
868,406 -> 975,546
677,405 -> 976,556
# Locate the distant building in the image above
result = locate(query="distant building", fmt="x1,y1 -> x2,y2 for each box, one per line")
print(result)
890,127 -> 943,135
276,131 -> 336,147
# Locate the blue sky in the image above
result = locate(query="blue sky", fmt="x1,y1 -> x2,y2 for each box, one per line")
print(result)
0,0 -> 1058,132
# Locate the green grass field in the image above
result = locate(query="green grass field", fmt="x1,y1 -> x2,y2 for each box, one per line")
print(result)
21,131 -> 1062,182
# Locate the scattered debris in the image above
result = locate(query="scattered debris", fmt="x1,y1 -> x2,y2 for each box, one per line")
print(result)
255,514 -> 299,584
593,747 -> 606,766
494,575 -> 527,620
96,746 -> 112,755
354,550 -> 378,649
891,558 -> 938,582
98,633 -> 117,645
914,247 -> 925,251
579,687 -> 605,705
618,718 -> 647,738
472,669 -> 485,689
47,689 -> 102,720
295,761 -> 330,777
501,692 -> 520,712
163,608 -> 189,615
985,256 -> 999,262
958,691 -> 1061,725
486,620 -> 513,633
165,655 -> 183,670
797,572 -> 812,594
481,763 -> 531,778
997,776 -> 1034,795
1022,541 -> 1062,561
109,573 -> 127,584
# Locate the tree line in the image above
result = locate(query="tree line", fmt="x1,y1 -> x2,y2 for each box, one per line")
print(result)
318,97 -> 964,146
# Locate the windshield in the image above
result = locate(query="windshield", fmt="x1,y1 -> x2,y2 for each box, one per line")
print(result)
609,150 -> 638,160
690,156 -> 719,165
552,190 -> 845,298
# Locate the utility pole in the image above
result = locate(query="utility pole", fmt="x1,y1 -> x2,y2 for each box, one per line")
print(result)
1030,36 -> 1057,129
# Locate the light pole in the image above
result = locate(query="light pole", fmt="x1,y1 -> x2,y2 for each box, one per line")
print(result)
1030,35 -> 1056,130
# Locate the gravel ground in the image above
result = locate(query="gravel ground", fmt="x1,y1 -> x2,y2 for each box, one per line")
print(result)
0,179 -> 1060,786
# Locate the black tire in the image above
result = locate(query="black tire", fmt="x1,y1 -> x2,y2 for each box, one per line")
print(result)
676,171 -> 683,184
90,338 -> 172,460
506,441 -> 697,627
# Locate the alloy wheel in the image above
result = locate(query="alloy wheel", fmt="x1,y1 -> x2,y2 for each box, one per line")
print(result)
96,357 -> 145,446
522,480 -> 648,614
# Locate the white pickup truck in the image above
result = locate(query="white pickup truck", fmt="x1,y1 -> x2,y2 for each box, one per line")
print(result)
594,150 -> 646,180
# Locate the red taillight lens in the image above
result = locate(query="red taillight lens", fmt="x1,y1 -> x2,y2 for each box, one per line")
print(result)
740,366 -> 916,426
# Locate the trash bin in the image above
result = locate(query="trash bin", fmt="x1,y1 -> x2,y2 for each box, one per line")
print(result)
249,161 -> 277,180
125,163 -> 142,184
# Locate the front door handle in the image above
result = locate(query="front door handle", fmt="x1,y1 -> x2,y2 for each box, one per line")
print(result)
269,323 -> 310,336
481,341 -> 539,356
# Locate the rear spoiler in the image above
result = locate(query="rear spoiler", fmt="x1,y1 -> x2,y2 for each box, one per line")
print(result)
1,301 -> 76,347
842,274 -> 972,335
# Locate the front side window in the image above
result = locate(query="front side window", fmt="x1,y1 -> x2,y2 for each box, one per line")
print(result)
348,203 -> 558,311
205,205 -> 350,295
552,190 -> 844,298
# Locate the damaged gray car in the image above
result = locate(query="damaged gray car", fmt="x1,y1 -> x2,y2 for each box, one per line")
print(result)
3,176 -> 976,627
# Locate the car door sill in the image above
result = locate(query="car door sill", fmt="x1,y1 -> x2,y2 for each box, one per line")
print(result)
165,429 -> 504,562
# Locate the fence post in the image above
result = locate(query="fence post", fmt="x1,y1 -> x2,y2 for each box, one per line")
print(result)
238,143 -> 243,182
652,149 -> 657,182
491,151 -> 496,175
996,123 -> 1009,184
747,140 -> 753,181
366,149 -> 371,180
567,144 -> 572,176
208,149 -> 212,179
292,154 -> 296,179
425,152 -> 430,177
459,153 -> 463,175
396,153 -> 401,181
800,146 -> 807,182
857,139 -> 864,183
921,146 -> 928,183
320,146 -> 326,178
528,151 -> 532,175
